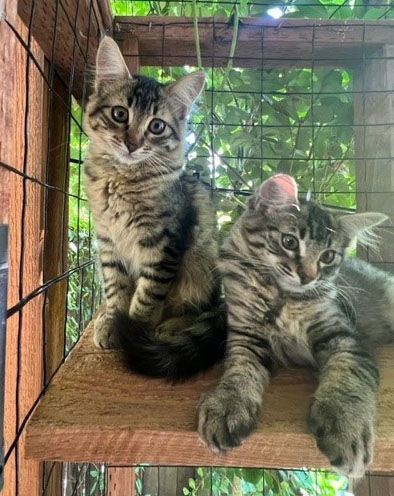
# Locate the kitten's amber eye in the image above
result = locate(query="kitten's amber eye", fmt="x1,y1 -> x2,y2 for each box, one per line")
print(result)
148,118 -> 166,135
111,106 -> 129,123
281,234 -> 299,251
320,250 -> 336,264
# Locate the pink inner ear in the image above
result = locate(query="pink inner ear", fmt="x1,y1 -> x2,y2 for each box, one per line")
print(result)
258,174 -> 298,205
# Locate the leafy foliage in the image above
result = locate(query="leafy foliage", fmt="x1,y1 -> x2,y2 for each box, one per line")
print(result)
141,64 -> 356,238
136,467 -> 352,495
111,0 -> 393,20
67,99 -> 101,350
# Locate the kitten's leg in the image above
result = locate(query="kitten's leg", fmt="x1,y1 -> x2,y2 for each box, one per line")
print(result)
308,322 -> 379,477
94,237 -> 132,349
198,327 -> 274,452
129,260 -> 178,324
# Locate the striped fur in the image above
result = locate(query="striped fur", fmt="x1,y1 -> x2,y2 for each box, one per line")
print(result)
84,37 -> 226,380
198,174 -> 392,477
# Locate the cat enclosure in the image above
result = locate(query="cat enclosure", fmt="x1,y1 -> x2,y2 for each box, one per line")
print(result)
0,0 -> 393,495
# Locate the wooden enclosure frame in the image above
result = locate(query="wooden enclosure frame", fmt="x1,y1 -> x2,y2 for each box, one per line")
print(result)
1,1 -> 393,495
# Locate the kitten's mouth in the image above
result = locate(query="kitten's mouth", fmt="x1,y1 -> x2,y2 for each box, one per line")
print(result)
275,272 -> 317,294
115,147 -> 149,165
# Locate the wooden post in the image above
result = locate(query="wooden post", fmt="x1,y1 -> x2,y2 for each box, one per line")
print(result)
43,73 -> 70,385
40,72 -> 71,496
354,45 -> 394,271
107,466 -> 136,496
353,473 -> 394,495
0,7 -> 46,495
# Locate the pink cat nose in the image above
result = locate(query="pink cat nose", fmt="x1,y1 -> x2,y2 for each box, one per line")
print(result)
299,267 -> 317,285
125,140 -> 138,153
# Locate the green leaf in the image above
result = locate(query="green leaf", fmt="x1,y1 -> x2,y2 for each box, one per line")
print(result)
241,468 -> 264,485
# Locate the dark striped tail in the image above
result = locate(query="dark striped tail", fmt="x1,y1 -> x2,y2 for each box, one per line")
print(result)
112,307 -> 227,381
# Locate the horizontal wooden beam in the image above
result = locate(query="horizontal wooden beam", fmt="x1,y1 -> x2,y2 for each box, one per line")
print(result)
17,0 -> 113,100
115,17 -> 394,69
25,319 -> 394,470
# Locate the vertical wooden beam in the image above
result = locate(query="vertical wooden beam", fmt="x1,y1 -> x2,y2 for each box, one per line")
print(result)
354,45 -> 394,270
176,467 -> 197,494
0,8 -> 45,495
353,473 -> 394,495
107,466 -> 136,496
43,74 -> 70,384
93,0 -> 113,36
40,70 -> 71,496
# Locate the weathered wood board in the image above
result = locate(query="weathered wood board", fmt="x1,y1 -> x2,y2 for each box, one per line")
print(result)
115,17 -> 394,69
25,319 -> 394,471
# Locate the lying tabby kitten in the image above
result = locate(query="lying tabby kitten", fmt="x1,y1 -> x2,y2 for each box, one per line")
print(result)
83,37 -> 226,380
198,173 -> 393,476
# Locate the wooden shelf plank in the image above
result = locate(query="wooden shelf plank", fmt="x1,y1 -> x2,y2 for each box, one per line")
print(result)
25,318 -> 394,470
115,17 -> 394,69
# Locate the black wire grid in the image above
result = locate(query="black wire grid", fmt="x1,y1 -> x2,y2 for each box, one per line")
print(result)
0,1 -> 393,495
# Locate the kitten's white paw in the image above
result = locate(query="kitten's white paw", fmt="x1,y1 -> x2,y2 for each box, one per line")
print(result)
93,312 -> 119,349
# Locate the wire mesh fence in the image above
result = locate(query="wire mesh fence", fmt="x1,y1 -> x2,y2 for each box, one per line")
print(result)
0,0 -> 393,495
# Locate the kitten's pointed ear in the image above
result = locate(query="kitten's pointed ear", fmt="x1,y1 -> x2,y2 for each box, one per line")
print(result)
338,212 -> 388,243
254,174 -> 299,209
95,36 -> 130,91
167,70 -> 205,111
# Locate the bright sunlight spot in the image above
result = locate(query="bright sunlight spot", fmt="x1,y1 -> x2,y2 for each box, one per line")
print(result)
267,7 -> 284,18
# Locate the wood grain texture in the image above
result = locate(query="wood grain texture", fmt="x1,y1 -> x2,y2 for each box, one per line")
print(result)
107,467 -> 135,496
43,74 -> 70,381
119,37 -> 140,74
354,45 -> 394,272
17,0 -> 113,100
115,17 -> 394,69
1,11 -> 46,495
41,72 -> 70,496
24,319 -> 394,470
355,474 -> 394,495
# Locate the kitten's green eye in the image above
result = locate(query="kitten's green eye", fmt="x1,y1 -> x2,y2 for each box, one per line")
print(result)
320,250 -> 336,264
148,118 -> 166,135
111,106 -> 129,123
281,234 -> 299,251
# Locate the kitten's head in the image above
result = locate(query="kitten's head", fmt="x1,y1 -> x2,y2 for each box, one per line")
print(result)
242,174 -> 387,294
84,37 -> 205,174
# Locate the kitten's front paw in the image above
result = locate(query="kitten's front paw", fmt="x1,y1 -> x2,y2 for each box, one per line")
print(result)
93,311 -> 119,349
197,389 -> 260,452
308,394 -> 374,477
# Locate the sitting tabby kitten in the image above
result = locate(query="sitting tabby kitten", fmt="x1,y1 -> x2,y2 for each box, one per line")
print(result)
84,37 -> 226,380
198,174 -> 393,476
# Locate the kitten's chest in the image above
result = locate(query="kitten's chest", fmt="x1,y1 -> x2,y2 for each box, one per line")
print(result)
272,300 -> 321,366
88,177 -> 163,269
90,179 -> 140,234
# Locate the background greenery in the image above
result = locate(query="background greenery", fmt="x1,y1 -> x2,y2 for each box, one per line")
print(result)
135,467 -> 351,496
112,0 -> 393,20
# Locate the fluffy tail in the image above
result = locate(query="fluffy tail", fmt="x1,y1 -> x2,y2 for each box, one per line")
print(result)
112,307 -> 227,381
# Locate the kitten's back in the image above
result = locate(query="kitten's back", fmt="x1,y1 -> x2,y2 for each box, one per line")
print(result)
338,257 -> 394,345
